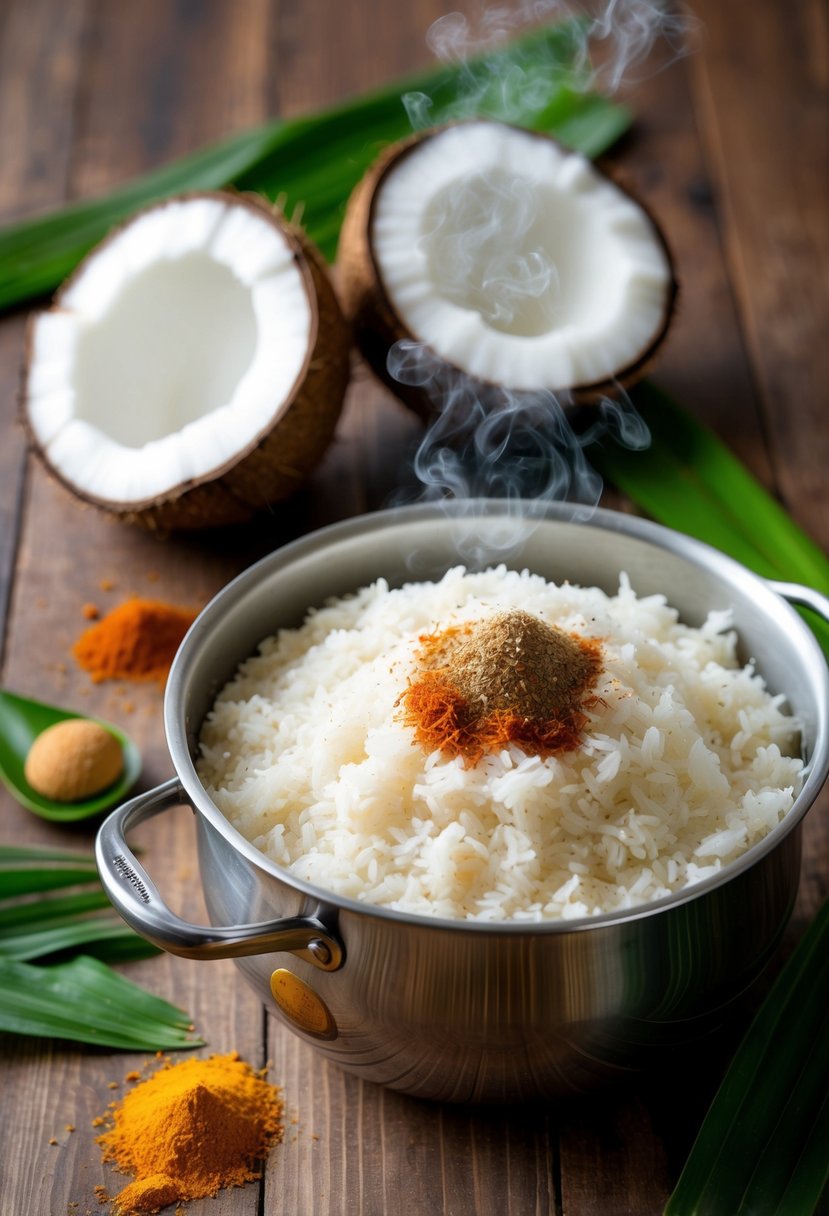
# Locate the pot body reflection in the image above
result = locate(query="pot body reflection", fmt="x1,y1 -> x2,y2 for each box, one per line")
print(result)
198,810 -> 800,1100
164,503 -> 827,1101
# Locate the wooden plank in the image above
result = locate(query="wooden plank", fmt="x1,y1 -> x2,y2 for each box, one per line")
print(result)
266,0 -> 441,529
270,0 -> 448,117
688,0 -> 829,549
0,4 -> 274,1214
268,1030 -> 562,1216
0,0 -> 89,658
68,0 -> 271,198
0,0 -> 88,223
601,60 -> 775,482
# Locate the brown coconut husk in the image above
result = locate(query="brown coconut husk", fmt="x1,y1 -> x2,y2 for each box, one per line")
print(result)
337,121 -> 678,420
21,191 -> 352,532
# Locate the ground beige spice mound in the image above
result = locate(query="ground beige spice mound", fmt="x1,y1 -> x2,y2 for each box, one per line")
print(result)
401,608 -> 603,765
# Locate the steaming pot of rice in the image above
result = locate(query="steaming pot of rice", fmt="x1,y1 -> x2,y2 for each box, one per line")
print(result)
98,502 -> 829,1101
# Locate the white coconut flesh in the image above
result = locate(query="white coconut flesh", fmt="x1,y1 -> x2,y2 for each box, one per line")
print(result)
371,121 -> 673,392
25,195 -> 313,506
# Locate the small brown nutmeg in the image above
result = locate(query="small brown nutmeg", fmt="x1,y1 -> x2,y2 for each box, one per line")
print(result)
24,718 -> 124,802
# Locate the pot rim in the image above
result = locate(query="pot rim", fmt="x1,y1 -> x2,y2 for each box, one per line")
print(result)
166,499 -> 829,936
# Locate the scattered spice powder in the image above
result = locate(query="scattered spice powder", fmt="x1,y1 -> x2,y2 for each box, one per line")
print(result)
400,609 -> 603,766
73,599 -> 199,687
82,603 -> 100,621
96,1052 -> 283,1215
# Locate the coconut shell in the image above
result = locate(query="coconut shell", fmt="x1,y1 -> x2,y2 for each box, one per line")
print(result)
337,122 -> 679,419
21,191 -> 352,532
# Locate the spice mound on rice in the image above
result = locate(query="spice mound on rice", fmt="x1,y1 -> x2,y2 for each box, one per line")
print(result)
196,567 -> 803,923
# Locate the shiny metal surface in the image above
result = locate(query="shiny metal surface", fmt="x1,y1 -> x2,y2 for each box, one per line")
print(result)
98,502 -> 829,1101
96,778 -> 344,969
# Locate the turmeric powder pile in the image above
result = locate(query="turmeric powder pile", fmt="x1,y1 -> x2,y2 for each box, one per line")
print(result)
73,598 -> 198,687
97,1053 -> 283,1215
400,609 -> 603,766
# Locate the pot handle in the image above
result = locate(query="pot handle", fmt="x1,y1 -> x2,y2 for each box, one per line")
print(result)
95,778 -> 344,971
767,579 -> 829,625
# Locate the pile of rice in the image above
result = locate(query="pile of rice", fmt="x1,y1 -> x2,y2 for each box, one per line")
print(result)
196,567 -> 803,922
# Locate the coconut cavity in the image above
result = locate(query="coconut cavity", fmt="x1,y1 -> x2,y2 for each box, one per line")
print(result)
339,120 -> 677,405
23,193 -> 351,529
72,253 -> 259,446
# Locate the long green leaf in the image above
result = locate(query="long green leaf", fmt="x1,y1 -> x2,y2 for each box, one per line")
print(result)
0,22 -> 630,310
0,126 -> 283,309
738,1036 -> 829,1214
0,846 -> 98,898
0,955 -> 202,1050
594,384 -> 829,590
625,387 -> 829,588
0,896 -> 157,961
591,385 -> 829,657
0,889 -> 109,928
0,918 -> 157,962
771,1094 -> 829,1216
0,846 -> 98,863
664,901 -> 829,1215
0,846 -> 196,1043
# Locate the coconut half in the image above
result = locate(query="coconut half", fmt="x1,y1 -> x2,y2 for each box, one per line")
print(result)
22,192 -> 351,530
338,120 -> 677,414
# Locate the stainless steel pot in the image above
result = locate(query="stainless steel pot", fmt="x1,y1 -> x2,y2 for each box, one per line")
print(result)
96,502 -> 829,1101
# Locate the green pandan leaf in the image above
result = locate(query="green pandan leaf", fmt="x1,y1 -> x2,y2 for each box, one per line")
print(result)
0,21 -> 630,309
664,902 -> 829,1215
591,385 -> 829,657
0,955 -> 202,1050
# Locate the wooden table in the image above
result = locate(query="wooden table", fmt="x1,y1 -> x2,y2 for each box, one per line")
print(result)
1,2 -> 827,1213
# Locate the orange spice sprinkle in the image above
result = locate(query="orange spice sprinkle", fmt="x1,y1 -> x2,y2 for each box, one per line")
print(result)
400,610 -> 603,766
81,603 -> 100,621
72,599 -> 198,688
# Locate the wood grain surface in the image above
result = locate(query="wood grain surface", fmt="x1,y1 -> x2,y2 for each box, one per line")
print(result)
0,2 -> 827,1214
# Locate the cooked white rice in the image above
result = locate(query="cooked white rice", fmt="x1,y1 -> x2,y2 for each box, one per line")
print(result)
196,567 -> 803,922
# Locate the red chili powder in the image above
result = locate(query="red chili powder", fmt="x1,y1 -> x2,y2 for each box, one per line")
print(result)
72,598 -> 198,687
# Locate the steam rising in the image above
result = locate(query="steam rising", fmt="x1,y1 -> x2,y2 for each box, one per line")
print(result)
387,1 -> 686,560
388,339 -> 649,560
404,0 -> 697,125
422,169 -> 560,336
